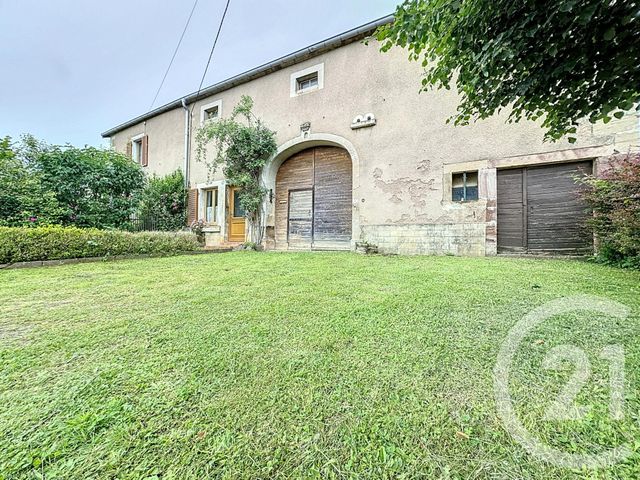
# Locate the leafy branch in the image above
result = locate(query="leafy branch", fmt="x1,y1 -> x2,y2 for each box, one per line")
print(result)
376,0 -> 640,142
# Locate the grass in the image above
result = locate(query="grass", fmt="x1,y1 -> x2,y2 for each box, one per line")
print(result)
0,252 -> 639,479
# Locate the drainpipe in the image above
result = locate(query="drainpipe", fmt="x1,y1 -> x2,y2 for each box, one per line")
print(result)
181,98 -> 190,188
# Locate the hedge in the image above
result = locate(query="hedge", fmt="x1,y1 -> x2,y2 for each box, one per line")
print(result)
0,226 -> 201,264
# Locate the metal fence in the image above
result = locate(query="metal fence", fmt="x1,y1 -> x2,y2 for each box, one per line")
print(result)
126,215 -> 161,232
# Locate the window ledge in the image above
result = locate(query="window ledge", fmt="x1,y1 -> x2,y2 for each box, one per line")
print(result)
443,199 -> 484,206
203,225 -> 221,233
294,86 -> 319,96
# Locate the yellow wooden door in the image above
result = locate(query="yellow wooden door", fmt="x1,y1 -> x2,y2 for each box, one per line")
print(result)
228,187 -> 246,242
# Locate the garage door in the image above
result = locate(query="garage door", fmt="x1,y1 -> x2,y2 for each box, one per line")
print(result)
497,161 -> 593,254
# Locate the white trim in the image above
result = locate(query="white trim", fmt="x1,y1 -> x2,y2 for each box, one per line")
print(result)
200,99 -> 223,125
290,63 -> 324,97
130,133 -> 144,164
195,179 -> 227,238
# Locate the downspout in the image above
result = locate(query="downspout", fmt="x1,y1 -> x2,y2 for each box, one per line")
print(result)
181,98 -> 190,188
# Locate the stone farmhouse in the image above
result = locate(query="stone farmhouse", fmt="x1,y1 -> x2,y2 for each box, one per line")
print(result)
102,15 -> 639,255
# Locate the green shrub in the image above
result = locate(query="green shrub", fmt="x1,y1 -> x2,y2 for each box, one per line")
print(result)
579,153 -> 640,269
135,170 -> 187,231
0,136 -> 64,226
0,226 -> 201,264
35,145 -> 144,229
0,136 -> 145,230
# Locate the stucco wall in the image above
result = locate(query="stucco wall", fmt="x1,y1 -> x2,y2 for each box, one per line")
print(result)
106,38 -> 639,254
110,107 -> 185,178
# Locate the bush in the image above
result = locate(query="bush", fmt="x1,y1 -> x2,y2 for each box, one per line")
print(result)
136,170 -> 187,231
36,145 -> 144,229
0,226 -> 201,264
579,154 -> 640,269
0,136 -> 63,226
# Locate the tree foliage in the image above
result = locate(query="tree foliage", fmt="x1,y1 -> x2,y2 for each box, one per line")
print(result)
195,95 -> 277,243
376,0 -> 640,141
0,136 -> 63,226
137,170 -> 187,231
579,154 -> 640,269
35,144 -> 144,229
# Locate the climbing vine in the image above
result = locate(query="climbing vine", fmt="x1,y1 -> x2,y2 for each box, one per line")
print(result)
195,96 -> 277,244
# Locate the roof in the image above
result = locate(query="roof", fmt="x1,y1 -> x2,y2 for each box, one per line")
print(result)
101,14 -> 394,138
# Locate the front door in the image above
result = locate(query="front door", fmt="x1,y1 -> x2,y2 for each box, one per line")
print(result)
228,187 -> 246,243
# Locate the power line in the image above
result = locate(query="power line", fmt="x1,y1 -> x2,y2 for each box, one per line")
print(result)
190,0 -> 231,114
149,0 -> 200,111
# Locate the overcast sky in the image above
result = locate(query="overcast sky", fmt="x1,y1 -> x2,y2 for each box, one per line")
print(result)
0,0 -> 397,148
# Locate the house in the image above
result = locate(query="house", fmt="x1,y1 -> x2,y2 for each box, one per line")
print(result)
102,15 -> 639,256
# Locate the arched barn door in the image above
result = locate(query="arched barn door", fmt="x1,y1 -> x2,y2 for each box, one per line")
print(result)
275,146 -> 352,250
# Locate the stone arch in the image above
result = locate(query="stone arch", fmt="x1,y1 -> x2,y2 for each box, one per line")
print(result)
261,134 -> 360,250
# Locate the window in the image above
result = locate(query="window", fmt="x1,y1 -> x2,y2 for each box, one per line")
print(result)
204,188 -> 218,224
232,189 -> 246,217
452,171 -> 479,201
290,63 -> 324,97
296,72 -> 318,93
204,105 -> 219,120
132,138 -> 142,164
130,133 -> 146,166
200,100 -> 222,124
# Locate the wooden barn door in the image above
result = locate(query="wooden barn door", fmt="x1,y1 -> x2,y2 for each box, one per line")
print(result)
497,161 -> 593,254
275,147 -> 352,250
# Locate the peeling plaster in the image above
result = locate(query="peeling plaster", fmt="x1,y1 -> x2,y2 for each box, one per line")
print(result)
372,168 -> 436,205
416,159 -> 431,173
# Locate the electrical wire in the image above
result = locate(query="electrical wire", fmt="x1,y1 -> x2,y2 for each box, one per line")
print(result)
190,0 -> 232,114
149,0 -> 200,111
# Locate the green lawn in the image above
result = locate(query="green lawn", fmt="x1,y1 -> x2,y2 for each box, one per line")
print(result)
0,252 -> 638,479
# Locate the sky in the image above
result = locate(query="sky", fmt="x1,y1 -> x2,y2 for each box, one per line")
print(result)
0,0 -> 398,148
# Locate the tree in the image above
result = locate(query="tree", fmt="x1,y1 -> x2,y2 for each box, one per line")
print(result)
375,1 -> 640,142
35,145 -> 144,229
137,170 -> 187,231
578,154 -> 640,268
195,95 -> 277,244
0,136 -> 63,226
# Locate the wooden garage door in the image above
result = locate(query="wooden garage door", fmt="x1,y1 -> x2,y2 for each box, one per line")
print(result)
497,161 -> 593,254
275,147 -> 352,250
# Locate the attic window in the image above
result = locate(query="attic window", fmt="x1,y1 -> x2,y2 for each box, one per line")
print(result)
200,100 -> 222,124
290,63 -> 324,97
452,171 -> 479,201
204,105 -> 219,120
296,72 -> 318,93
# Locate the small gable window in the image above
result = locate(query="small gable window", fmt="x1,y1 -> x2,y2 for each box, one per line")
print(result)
204,105 -> 219,120
200,100 -> 222,124
296,72 -> 318,93
452,171 -> 478,201
290,63 -> 324,97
